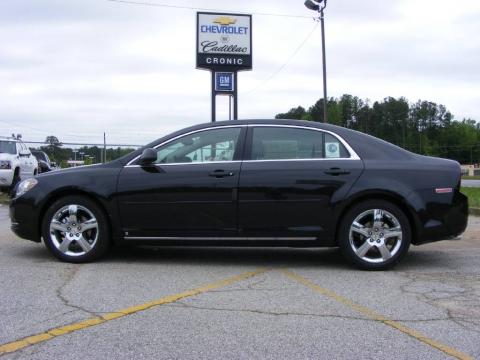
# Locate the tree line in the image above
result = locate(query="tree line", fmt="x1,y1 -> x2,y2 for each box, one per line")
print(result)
34,95 -> 479,167
275,95 -> 478,164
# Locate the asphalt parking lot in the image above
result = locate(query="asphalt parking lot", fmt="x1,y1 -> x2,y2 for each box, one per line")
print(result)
0,206 -> 479,360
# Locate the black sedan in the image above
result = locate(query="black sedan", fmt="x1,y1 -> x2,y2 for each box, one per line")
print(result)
10,120 -> 468,270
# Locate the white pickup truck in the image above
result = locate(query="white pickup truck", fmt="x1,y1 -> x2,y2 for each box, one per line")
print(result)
0,137 -> 38,193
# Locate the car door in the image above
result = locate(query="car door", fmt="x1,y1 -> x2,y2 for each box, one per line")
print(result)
23,143 -> 36,175
117,126 -> 246,239
237,125 -> 364,241
16,143 -> 28,179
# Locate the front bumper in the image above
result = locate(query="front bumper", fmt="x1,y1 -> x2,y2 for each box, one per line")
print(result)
9,197 -> 41,243
0,169 -> 14,187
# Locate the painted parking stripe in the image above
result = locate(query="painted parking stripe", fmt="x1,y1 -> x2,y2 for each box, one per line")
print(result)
0,268 -> 268,355
281,269 -> 474,360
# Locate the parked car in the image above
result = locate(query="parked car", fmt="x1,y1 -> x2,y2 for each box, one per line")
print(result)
0,137 -> 38,194
9,120 -> 468,269
31,150 -> 54,174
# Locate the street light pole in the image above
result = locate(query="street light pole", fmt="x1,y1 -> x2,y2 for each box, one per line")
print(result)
320,7 -> 328,123
304,0 -> 328,123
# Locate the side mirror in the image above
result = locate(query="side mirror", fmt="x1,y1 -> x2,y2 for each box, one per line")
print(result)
19,151 -> 30,157
139,148 -> 157,166
38,160 -> 51,173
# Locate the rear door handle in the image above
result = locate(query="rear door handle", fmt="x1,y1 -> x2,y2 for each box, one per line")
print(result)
209,170 -> 235,178
325,167 -> 350,176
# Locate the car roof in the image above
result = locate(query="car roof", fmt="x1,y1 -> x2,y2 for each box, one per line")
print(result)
169,119 -> 415,160
0,137 -> 19,142
119,119 -> 416,165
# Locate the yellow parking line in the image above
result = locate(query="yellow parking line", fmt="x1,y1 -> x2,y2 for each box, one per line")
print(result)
0,268 -> 268,355
281,269 -> 473,360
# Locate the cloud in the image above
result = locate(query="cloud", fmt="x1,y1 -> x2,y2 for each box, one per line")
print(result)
0,0 -> 479,145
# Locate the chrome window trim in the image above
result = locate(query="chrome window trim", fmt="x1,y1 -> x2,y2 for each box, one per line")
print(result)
248,124 -> 360,161
125,123 -> 361,167
126,125 -> 247,167
126,161 -> 242,168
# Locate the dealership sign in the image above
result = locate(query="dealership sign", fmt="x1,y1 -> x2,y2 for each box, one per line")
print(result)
197,12 -> 252,70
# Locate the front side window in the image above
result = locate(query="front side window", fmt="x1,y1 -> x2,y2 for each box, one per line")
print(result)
153,127 -> 241,164
251,127 -> 350,160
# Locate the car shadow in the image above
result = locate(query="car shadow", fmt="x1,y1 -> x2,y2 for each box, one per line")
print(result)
12,243 -> 468,271
104,245 -> 351,269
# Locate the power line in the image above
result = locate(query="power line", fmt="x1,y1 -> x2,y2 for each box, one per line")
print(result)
242,21 -> 319,95
23,140 -> 142,148
105,0 -> 312,19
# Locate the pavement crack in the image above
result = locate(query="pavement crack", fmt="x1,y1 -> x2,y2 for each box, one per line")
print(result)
166,301 -> 454,323
55,265 -> 98,318
397,271 -> 480,334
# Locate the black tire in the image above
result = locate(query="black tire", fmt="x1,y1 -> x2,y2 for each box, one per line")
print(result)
41,196 -> 111,263
9,169 -> 21,198
338,200 -> 411,271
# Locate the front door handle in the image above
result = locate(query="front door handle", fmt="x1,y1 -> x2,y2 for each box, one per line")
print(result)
325,167 -> 350,176
209,170 -> 235,178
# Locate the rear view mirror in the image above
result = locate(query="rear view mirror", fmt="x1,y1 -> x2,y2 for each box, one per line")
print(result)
139,148 -> 157,166
181,138 -> 194,146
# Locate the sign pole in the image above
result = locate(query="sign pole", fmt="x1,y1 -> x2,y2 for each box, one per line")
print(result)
211,72 -> 216,122
233,72 -> 238,120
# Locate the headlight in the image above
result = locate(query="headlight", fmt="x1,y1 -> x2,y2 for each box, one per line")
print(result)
0,160 -> 11,169
15,178 -> 38,198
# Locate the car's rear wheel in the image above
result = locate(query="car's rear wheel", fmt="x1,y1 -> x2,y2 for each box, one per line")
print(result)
42,196 -> 110,263
338,200 -> 411,270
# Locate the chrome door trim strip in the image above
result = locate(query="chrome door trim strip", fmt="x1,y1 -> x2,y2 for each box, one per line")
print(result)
124,236 -> 317,241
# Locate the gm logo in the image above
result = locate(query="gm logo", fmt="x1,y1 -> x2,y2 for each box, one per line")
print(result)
215,72 -> 234,92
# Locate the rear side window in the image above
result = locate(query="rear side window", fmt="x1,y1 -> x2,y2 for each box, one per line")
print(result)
251,127 -> 349,160
324,133 -> 350,158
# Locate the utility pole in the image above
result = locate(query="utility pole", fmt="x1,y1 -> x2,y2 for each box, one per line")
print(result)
304,0 -> 328,123
103,132 -> 106,163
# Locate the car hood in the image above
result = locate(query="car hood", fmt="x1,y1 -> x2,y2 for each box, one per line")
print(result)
0,153 -> 16,161
36,161 -> 121,179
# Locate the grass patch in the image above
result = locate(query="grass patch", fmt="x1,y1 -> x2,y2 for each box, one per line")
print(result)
0,192 -> 10,205
461,187 -> 480,208
462,176 -> 480,180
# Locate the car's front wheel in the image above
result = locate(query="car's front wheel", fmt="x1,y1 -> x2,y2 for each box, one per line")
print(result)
41,196 -> 110,263
338,200 -> 411,270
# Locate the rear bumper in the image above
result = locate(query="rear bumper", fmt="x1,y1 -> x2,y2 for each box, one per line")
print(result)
413,190 -> 468,245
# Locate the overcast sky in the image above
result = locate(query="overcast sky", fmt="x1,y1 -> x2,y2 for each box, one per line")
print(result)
0,0 -> 479,146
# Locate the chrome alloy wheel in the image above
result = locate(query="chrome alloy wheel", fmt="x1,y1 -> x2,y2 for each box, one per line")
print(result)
349,209 -> 403,264
49,204 -> 99,257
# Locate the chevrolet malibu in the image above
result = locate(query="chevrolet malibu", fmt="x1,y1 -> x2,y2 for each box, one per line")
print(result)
10,120 -> 468,270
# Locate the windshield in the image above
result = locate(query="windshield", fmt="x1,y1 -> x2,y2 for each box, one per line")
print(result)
0,141 -> 17,154
32,151 -> 48,162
